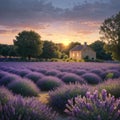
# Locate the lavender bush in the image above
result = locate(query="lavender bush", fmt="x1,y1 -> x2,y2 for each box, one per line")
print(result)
45,69 -> 61,76
72,69 -> 87,76
98,78 -> 120,98
7,79 -> 40,97
82,73 -> 102,85
16,69 -> 31,77
0,96 -> 57,120
62,73 -> 86,84
0,87 -> 13,105
90,69 -> 104,77
48,84 -> 89,113
37,76 -> 63,91
0,73 -> 21,86
65,89 -> 120,120
0,71 -> 7,79
25,72 -> 44,83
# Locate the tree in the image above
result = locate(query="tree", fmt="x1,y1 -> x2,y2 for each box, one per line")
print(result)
14,30 -> 43,60
100,11 -> 120,61
90,40 -> 112,60
8,45 -> 17,57
0,44 -> 9,58
41,40 -> 61,59
0,44 -> 17,58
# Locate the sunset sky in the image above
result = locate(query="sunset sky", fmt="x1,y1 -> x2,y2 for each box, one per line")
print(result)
0,0 -> 120,45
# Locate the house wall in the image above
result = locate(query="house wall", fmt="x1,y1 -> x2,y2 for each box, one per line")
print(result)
69,51 -> 82,60
81,47 -> 96,60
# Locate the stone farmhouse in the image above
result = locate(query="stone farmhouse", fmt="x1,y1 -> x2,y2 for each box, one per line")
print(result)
69,42 -> 96,60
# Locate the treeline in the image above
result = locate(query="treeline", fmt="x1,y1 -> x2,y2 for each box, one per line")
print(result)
0,40 -> 112,60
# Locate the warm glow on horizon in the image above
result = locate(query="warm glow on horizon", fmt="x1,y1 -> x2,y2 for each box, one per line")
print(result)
61,39 -> 70,46
0,28 -> 100,45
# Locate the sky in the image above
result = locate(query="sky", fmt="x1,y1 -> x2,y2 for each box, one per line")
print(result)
0,0 -> 120,45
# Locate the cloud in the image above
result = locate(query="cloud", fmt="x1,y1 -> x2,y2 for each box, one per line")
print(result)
0,0 -> 63,27
63,0 -> 120,22
0,27 -> 19,34
0,0 -> 120,27
0,0 -> 120,44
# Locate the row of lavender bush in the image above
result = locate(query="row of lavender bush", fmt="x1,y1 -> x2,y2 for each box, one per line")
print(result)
0,87 -> 57,120
0,85 -> 120,120
0,62 -> 120,119
0,62 -> 120,96
48,78 -> 120,113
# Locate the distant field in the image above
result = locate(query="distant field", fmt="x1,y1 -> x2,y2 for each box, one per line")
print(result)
0,62 -> 120,120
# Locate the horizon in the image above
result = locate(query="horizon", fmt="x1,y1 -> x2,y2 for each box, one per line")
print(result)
0,0 -> 120,45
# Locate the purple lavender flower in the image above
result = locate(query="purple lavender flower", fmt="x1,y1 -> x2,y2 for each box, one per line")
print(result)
65,89 -> 120,120
0,95 -> 57,120
49,84 -> 89,113
0,87 -> 13,105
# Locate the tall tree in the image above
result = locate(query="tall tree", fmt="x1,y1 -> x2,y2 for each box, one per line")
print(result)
41,40 -> 61,59
100,11 -> 120,61
90,40 -> 112,60
14,30 -> 43,60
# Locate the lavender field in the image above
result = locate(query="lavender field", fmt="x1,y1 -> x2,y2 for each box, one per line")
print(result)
0,62 -> 120,120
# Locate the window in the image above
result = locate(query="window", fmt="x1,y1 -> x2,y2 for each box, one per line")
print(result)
73,53 -> 75,57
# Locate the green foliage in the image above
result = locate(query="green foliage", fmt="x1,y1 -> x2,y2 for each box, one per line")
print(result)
100,11 -> 120,61
0,44 -> 17,57
40,40 -> 62,59
14,30 -> 43,60
90,40 -> 112,60
106,72 -> 114,79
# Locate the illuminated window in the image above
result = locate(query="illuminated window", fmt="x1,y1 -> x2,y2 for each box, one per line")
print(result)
77,53 -> 79,57
73,53 -> 75,57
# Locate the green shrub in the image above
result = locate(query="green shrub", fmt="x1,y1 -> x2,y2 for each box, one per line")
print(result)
106,72 -> 114,79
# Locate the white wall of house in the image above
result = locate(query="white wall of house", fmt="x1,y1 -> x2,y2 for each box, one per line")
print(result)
70,47 -> 96,60
81,47 -> 96,60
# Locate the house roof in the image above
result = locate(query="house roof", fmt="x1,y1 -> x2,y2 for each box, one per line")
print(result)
70,45 -> 85,51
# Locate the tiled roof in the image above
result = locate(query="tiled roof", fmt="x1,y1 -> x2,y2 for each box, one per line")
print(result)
70,45 -> 85,51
